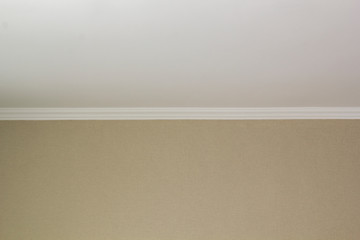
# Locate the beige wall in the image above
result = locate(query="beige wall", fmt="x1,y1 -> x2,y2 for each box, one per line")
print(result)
1,120 -> 360,240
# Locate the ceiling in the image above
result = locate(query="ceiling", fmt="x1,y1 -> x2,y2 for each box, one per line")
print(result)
0,0 -> 359,108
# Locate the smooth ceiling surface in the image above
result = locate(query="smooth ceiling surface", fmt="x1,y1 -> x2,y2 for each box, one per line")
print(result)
0,0 -> 360,107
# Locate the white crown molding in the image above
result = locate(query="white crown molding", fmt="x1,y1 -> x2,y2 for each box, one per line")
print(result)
0,108 -> 360,120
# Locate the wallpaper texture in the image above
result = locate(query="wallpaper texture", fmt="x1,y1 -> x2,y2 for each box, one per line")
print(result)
1,120 -> 360,240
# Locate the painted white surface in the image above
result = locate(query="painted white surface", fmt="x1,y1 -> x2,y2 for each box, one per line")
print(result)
1,108 -> 360,120
0,0 -> 359,108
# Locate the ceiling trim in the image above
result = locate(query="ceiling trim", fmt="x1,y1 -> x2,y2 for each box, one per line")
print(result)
0,108 -> 360,120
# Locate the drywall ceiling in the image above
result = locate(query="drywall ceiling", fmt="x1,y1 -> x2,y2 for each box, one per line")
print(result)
0,0 -> 359,108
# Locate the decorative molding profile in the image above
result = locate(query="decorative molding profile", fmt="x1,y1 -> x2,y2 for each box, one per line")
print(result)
0,108 -> 360,120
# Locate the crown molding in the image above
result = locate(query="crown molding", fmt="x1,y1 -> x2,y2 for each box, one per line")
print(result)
0,108 -> 360,120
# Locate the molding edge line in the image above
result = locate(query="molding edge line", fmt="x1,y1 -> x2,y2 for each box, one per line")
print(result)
1,108 -> 360,120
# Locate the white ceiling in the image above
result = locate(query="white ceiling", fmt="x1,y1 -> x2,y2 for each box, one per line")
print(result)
0,0 -> 359,108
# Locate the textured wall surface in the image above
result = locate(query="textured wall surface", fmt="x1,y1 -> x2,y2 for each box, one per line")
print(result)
1,120 -> 360,240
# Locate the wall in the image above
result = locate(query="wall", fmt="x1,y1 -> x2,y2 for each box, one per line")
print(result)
1,120 -> 360,240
